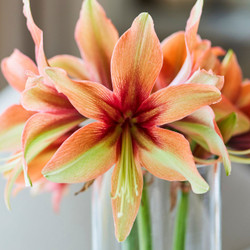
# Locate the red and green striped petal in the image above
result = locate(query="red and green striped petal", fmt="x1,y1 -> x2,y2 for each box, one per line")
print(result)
16,144 -> 59,185
134,126 -> 208,194
22,112 -> 84,185
111,158 -> 143,242
171,106 -> 231,175
1,49 -> 38,92
0,105 -> 34,152
48,55 -> 90,80
22,81 -> 74,113
42,122 -> 121,183
135,83 -> 221,126
75,0 -> 119,88
45,67 -> 121,122
111,13 -> 163,112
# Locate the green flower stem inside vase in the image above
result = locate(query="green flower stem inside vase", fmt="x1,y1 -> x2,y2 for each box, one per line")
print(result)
173,183 -> 190,250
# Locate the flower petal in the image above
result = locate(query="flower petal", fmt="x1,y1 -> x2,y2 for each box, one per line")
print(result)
134,126 -> 208,194
48,55 -> 90,80
170,107 -> 231,175
111,159 -> 143,242
23,0 -> 48,73
45,67 -> 120,122
212,95 -> 250,136
111,13 -> 162,112
75,0 -> 119,88
0,105 -> 34,152
42,122 -> 121,183
1,49 -> 38,92
22,81 -> 74,113
4,165 -> 23,210
185,0 -> 203,51
157,32 -> 186,89
187,69 -> 224,90
228,132 -> 250,151
16,144 -> 60,185
217,112 -> 237,143
221,50 -> 242,103
236,80 -> 250,117
22,112 -> 84,185
135,83 -> 221,126
168,0 -> 203,87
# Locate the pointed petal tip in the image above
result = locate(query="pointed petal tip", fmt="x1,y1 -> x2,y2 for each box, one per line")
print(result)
191,179 -> 209,194
137,12 -> 152,25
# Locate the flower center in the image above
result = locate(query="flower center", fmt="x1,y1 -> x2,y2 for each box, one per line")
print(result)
112,123 -> 139,218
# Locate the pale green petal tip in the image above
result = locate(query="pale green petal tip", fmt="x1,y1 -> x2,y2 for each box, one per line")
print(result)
225,165 -> 231,176
138,12 -> 150,23
191,180 -> 209,194
24,172 -> 32,187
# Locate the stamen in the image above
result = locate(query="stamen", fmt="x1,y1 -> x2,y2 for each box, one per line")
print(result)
0,152 -> 22,173
112,125 -> 139,218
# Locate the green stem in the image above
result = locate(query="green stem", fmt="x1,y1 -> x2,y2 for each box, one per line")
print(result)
137,177 -> 152,250
122,218 -> 139,250
173,185 -> 190,250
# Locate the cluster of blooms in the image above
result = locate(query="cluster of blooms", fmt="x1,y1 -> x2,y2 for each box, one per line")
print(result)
0,0 -> 249,241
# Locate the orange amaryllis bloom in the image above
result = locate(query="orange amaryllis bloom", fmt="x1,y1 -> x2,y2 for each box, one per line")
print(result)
19,0 -> 119,185
42,13 -> 221,241
152,0 -> 231,173
1,0 -> 118,206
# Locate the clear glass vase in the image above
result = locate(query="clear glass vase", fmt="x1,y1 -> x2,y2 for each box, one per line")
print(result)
92,164 -> 221,250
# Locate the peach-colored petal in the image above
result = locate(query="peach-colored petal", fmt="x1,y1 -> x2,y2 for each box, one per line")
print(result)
186,69 -> 224,89
170,106 -> 231,175
185,0 -> 203,51
23,0 -> 49,75
45,67 -> 120,123
0,105 -> 34,152
75,0 -> 119,89
192,42 -> 223,74
1,49 -> 38,92
135,83 -> 221,126
221,50 -> 242,103
48,55 -> 90,80
111,158 -> 143,242
111,13 -> 162,112
236,80 -> 250,118
22,81 -> 74,113
42,122 -> 121,183
134,126 -> 208,194
157,32 -> 187,89
16,144 -> 59,184
22,112 -> 84,185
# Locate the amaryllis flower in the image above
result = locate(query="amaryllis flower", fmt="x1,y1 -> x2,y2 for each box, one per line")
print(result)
6,0 -> 118,186
42,13 -> 221,241
149,0 -> 236,173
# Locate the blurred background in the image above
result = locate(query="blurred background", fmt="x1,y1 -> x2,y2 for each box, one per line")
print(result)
0,0 -> 249,249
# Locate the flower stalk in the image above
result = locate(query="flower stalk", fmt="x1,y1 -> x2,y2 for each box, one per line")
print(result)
137,176 -> 152,250
173,182 -> 190,250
